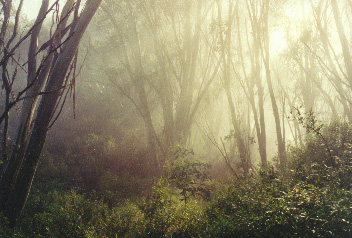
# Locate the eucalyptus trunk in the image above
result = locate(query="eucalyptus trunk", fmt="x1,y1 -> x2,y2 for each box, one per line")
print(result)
0,0 -> 101,225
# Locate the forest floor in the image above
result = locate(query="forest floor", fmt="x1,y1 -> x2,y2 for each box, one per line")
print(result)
1,120 -> 352,237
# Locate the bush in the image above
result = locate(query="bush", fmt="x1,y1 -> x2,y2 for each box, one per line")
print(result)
139,183 -> 206,237
37,133 -> 156,197
16,189 -> 147,238
164,146 -> 212,205
104,202 -> 145,238
3,120 -> 352,237
0,212 -> 12,237
206,169 -> 352,237
18,190 -> 106,237
289,120 -> 352,189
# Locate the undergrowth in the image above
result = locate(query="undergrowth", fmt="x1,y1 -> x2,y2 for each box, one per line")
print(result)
1,120 -> 352,237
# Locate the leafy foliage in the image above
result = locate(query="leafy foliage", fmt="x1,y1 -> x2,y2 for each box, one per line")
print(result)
164,146 -> 212,204
37,133 -> 156,198
289,120 -> 352,189
2,121 -> 352,237
207,170 -> 352,237
14,190 -> 144,238
138,182 -> 207,238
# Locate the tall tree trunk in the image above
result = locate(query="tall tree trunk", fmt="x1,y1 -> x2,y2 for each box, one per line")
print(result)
331,0 -> 352,88
312,0 -> 351,120
175,0 -> 202,144
217,0 -> 250,177
1,0 -> 101,225
246,0 -> 267,168
0,0 -> 13,166
103,2 -> 160,168
127,2 -> 159,168
0,0 -> 50,209
261,0 -> 286,168
0,0 -> 76,209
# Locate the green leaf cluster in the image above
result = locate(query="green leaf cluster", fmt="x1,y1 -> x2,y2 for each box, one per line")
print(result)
164,146 -> 212,204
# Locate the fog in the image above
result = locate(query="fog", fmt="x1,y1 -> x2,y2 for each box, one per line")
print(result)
1,0 -> 352,235
3,0 -> 350,190
13,0 -> 45,19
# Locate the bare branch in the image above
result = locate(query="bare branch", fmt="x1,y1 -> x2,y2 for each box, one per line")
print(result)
6,0 -> 24,49
0,1 -> 59,67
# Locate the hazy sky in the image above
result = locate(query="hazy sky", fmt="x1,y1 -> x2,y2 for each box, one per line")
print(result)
14,0 -> 86,20
13,0 -> 43,20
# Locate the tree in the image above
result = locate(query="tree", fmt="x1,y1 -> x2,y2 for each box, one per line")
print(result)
259,0 -> 286,168
235,0 -> 268,168
215,0 -> 252,177
311,0 -> 352,120
101,1 -> 161,169
100,0 -> 219,165
0,0 -> 101,225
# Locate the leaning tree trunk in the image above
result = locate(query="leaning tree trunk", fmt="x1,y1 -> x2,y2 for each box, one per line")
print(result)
1,0 -> 102,226
0,0 -> 76,210
0,0 -> 49,210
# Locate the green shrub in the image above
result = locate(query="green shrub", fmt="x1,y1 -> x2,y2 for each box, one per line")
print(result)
4,120 -> 351,237
206,163 -> 352,237
12,188 -> 149,238
104,202 -> 145,238
139,183 -> 206,237
207,122 -> 352,237
98,171 -> 153,200
18,190 -> 106,237
40,133 -> 156,194
0,212 -> 13,237
164,146 -> 212,205
289,120 -> 352,189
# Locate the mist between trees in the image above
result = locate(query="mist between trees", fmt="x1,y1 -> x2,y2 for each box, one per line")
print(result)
1,0 -> 352,236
